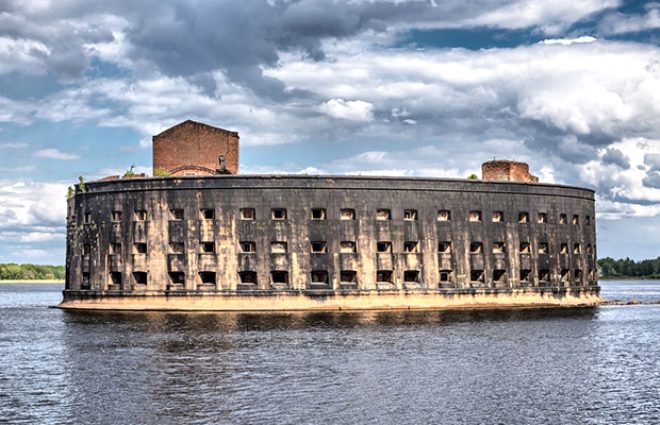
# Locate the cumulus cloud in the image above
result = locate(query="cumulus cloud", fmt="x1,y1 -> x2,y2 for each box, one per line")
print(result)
319,98 -> 374,121
34,148 -> 80,160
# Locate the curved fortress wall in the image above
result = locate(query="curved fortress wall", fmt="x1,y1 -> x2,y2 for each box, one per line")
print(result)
63,175 -> 598,310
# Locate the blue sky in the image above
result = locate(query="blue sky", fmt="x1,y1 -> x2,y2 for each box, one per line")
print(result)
1,0 -> 659,264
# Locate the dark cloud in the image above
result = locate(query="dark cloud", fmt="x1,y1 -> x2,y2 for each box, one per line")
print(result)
642,171 -> 660,189
602,148 -> 630,169
644,153 -> 660,171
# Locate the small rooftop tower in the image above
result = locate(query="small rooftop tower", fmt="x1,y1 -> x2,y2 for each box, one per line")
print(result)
481,160 -> 538,183
152,120 -> 239,176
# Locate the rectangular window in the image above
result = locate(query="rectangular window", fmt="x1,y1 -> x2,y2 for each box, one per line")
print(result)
403,270 -> 420,282
271,241 -> 287,253
520,242 -> 531,254
110,272 -> 122,286
585,215 -> 591,225
83,212 -> 92,224
240,241 -> 256,253
133,272 -> 147,285
311,208 -> 326,220
133,243 -> 147,254
340,208 -> 355,220
438,242 -> 452,254
169,209 -> 184,220
376,270 -> 393,283
439,269 -> 453,282
403,241 -> 419,253
271,208 -> 287,220
573,243 -> 581,254
574,269 -> 583,281
311,241 -> 327,253
587,244 -> 593,255
493,269 -> 507,282
377,241 -> 392,253
560,243 -> 569,254
200,208 -> 215,220
470,270 -> 484,283
403,209 -> 418,221
468,210 -> 482,222
271,271 -> 288,285
559,213 -> 567,224
520,269 -> 531,282
134,210 -> 147,221
200,242 -> 215,253
109,243 -> 121,255
518,212 -> 529,223
572,214 -> 579,225
537,212 -> 547,223
82,244 -> 91,255
81,272 -> 90,289
168,272 -> 185,285
111,211 -> 122,222
199,272 -> 216,285
561,269 -> 570,283
340,241 -> 356,253
539,269 -> 550,282
470,242 -> 483,254
169,242 -> 184,254
437,210 -> 451,221
376,209 -> 391,220
239,271 -> 257,285
493,242 -> 505,254
492,211 -> 504,222
340,270 -> 358,284
311,270 -> 329,284
538,242 -> 548,254
240,208 -> 255,220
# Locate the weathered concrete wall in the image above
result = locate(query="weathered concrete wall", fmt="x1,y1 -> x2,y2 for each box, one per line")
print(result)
152,120 -> 239,176
64,175 -> 598,307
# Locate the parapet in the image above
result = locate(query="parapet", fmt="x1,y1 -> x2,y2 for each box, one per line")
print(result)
481,160 -> 538,183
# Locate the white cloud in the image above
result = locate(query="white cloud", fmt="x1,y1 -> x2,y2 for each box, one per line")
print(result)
319,98 -> 374,122
599,5 -> 660,35
540,36 -> 597,46
34,148 -> 80,160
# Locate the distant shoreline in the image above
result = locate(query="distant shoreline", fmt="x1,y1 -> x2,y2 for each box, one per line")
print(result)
0,280 -> 64,284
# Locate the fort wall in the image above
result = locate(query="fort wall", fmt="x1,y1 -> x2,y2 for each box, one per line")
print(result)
61,175 -> 599,310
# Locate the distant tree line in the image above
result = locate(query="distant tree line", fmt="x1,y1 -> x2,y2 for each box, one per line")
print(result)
598,257 -> 660,279
0,263 -> 65,280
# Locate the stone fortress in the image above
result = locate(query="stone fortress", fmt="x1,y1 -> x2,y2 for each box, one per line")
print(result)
60,120 -> 600,310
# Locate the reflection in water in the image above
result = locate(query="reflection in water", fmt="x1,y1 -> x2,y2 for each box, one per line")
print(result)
1,282 -> 659,424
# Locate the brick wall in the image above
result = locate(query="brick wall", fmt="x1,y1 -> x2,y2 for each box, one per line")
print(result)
482,160 -> 538,182
152,120 -> 239,176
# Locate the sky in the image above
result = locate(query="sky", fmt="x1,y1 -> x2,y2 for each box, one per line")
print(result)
0,0 -> 659,265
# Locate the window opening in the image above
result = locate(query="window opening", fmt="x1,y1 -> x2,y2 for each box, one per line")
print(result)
340,270 -> 358,284
340,208 -> 355,220
110,272 -> 122,286
403,241 -> 419,253
470,242 -> 483,254
403,209 -> 418,221
271,208 -> 287,220
377,242 -> 392,253
376,270 -> 393,283
493,242 -> 505,254
560,243 -> 569,254
133,272 -> 147,285
438,242 -> 452,254
537,212 -> 547,223
572,215 -> 579,225
199,272 -> 216,285
134,210 -> 147,221
573,243 -> 581,254
311,208 -> 326,220
168,272 -> 184,285
518,212 -> 529,223
340,241 -> 356,253
200,209 -> 215,220
404,270 -> 420,282
240,241 -> 256,253
169,243 -> 184,254
520,269 -> 531,282
271,241 -> 287,253
200,242 -> 215,253
538,242 -> 548,254
376,209 -> 391,220
493,269 -> 507,283
239,271 -> 257,285
492,211 -> 504,222
111,211 -> 122,222
559,214 -> 567,224
169,209 -> 184,220
271,271 -> 288,285
539,269 -> 550,282
470,270 -> 484,283
439,269 -> 453,282
311,270 -> 329,284
134,243 -> 147,254
520,242 -> 531,254
311,241 -> 327,253
240,208 -> 255,220
437,210 -> 451,221
469,210 -> 482,222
